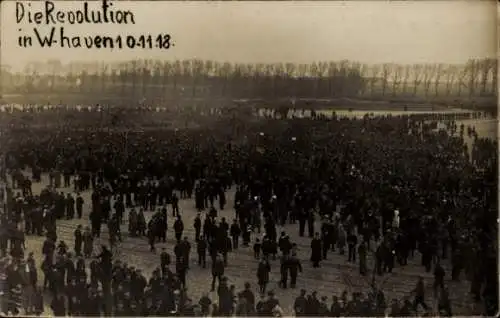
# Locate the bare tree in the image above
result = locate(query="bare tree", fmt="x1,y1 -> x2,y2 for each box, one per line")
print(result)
401,65 -> 411,95
317,62 -> 329,97
204,60 -> 213,78
326,62 -> 338,97
253,63 -> 265,98
191,59 -> 204,97
88,62 -> 100,94
79,67 -> 87,94
347,61 -> 363,97
478,58 -> 495,95
444,64 -> 457,96
390,64 -> 404,96
357,63 -> 369,96
261,63 -> 272,98
119,62 -> 128,95
47,59 -> 61,92
130,60 -> 139,99
152,61 -> 163,100
284,63 -> 296,77
141,59 -> 152,97
337,60 -> 349,97
220,62 -> 232,96
161,61 -> 171,98
234,63 -> 247,97
100,62 -> 108,93
411,64 -> 424,96
0,64 -> 12,94
466,59 -> 480,97
422,64 -> 435,98
284,63 -> 296,96
65,62 -> 76,93
380,63 -> 391,97
368,64 -> 381,97
433,64 -> 444,97
244,63 -> 255,97
456,64 -> 468,97
273,63 -> 285,97
490,58 -> 498,95
297,64 -> 308,99
235,63 -> 245,97
172,60 -> 181,91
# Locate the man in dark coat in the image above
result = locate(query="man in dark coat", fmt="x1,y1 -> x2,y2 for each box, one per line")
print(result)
197,237 -> 207,268
287,252 -> 302,288
239,282 -> 255,313
176,258 -> 188,288
211,254 -> 225,291
181,236 -> 192,269
298,206 -> 307,237
76,193 -> 84,219
114,198 -> 125,224
74,225 -> 83,257
310,233 -> 322,268
278,233 -> 292,256
160,248 -> 171,277
347,231 -> 358,263
412,276 -> 429,312
321,219 -> 331,259
174,215 -> 184,242
97,245 -> 112,280
306,291 -> 320,316
42,237 -> 55,262
358,241 -> 367,275
147,220 -> 156,253
194,213 -> 202,241
230,219 -> 241,249
217,277 -> 232,315
294,289 -> 308,316
66,193 -> 75,219
279,254 -> 289,289
89,207 -> 102,238
51,294 -> 66,316
257,258 -> 271,294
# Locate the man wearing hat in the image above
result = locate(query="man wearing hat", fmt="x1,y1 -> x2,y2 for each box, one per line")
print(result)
211,254 -> 225,291
217,276 -> 232,316
293,289 -> 307,316
306,291 -> 320,316
260,290 -> 279,316
160,247 -> 171,276
288,251 -> 302,288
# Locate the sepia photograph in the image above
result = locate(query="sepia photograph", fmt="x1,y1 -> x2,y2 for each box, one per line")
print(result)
0,0 -> 498,316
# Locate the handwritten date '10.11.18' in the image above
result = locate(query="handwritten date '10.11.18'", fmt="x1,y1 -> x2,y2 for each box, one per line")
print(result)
19,26 -> 174,50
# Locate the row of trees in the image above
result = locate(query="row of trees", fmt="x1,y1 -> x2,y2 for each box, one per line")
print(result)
1,58 -> 497,103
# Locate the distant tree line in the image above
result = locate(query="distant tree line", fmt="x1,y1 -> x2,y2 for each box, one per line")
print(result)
0,58 -> 497,105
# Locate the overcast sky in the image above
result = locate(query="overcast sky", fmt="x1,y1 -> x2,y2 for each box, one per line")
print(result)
1,0 -> 496,71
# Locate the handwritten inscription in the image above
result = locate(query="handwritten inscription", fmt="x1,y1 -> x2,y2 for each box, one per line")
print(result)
15,0 -> 174,50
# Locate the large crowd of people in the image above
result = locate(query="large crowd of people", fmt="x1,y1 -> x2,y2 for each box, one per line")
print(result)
0,105 -> 497,317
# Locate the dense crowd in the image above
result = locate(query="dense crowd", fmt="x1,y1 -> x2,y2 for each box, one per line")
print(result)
0,108 -> 497,316
0,103 -> 490,129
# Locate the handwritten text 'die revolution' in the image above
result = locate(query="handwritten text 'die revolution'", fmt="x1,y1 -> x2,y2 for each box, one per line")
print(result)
16,0 -> 135,25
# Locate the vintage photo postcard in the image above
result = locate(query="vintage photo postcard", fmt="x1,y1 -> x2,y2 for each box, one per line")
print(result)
0,0 -> 497,317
